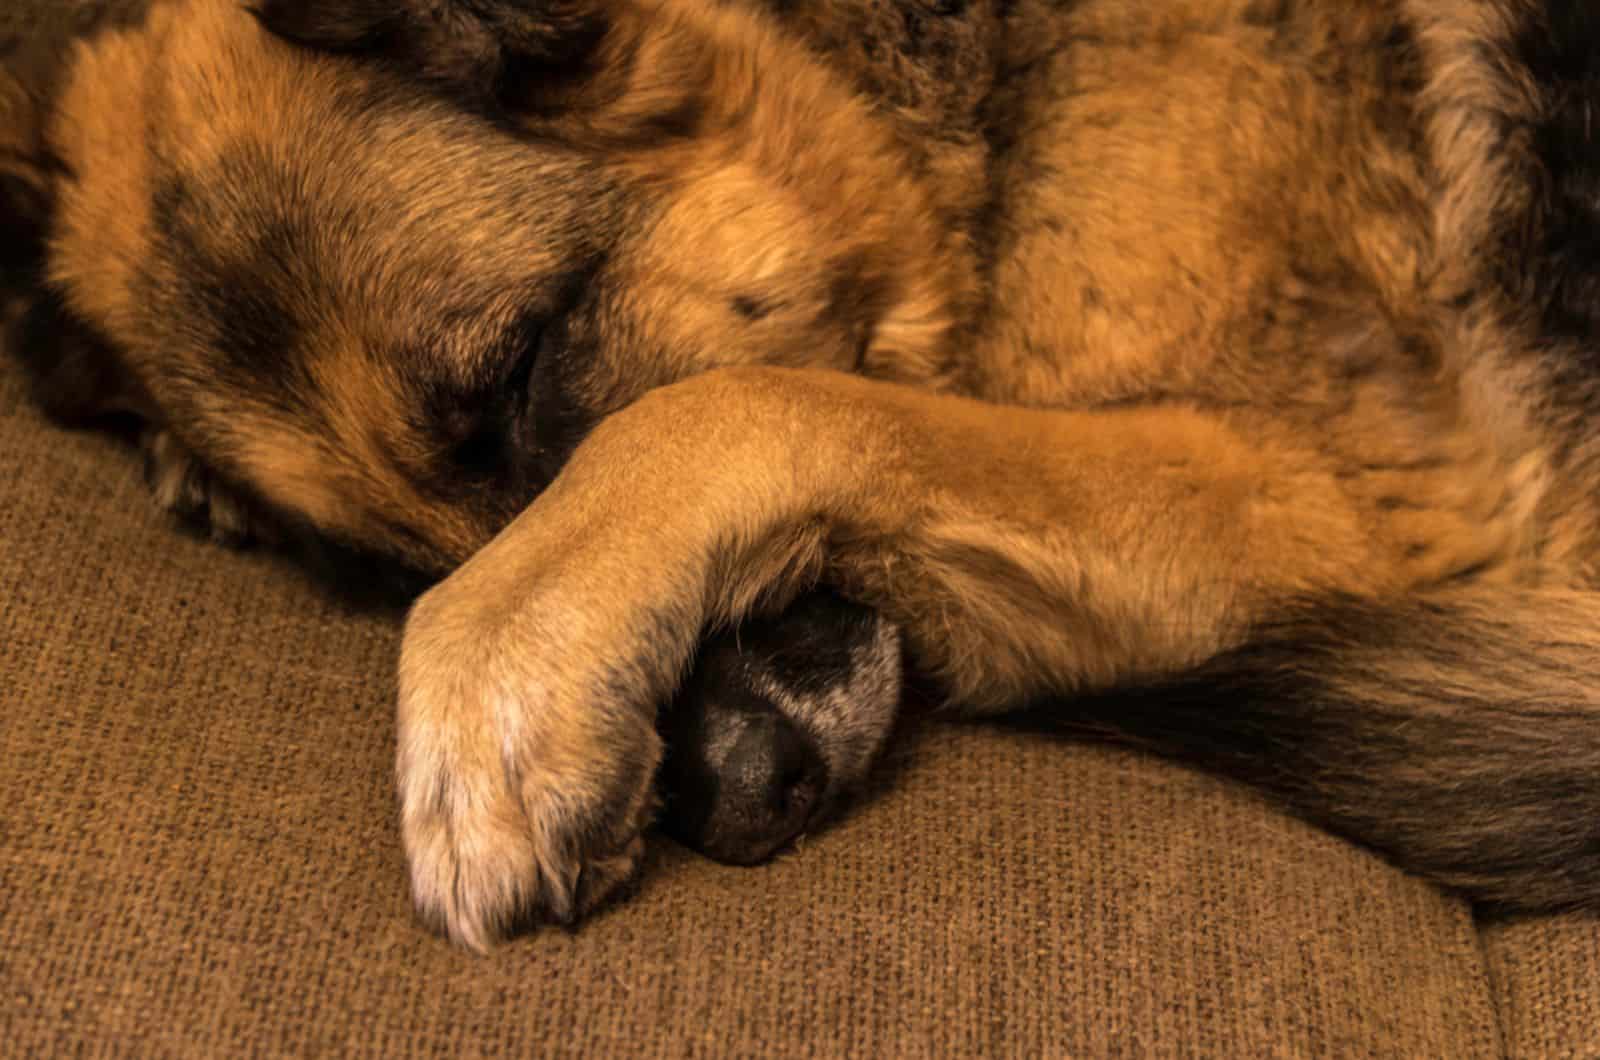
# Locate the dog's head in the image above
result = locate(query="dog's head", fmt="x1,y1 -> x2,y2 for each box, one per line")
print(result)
3,0 -> 968,571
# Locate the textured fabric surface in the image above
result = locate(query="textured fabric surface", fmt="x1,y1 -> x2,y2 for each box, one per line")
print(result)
0,351 -> 1517,1056
1482,916 -> 1600,1059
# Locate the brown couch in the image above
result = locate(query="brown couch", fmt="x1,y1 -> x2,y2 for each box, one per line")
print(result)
4,346 -> 1598,1056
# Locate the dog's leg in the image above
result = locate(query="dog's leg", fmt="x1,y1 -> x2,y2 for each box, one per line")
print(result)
397,365 -> 1432,948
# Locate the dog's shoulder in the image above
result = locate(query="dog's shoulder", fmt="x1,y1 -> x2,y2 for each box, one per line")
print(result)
1494,3 -> 1600,357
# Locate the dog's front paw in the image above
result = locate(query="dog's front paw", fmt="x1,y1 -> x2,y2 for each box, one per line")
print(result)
395,585 -> 665,951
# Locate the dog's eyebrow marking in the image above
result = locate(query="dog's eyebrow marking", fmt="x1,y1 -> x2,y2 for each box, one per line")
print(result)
204,251 -> 307,383
147,167 -> 316,403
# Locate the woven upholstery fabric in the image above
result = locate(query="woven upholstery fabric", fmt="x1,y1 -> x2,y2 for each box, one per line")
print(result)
0,346 -> 1516,1056
1482,917 -> 1600,1060
2,7 -> 1595,1051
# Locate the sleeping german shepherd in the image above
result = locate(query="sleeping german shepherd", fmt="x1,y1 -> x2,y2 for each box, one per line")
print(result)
5,0 -> 1600,951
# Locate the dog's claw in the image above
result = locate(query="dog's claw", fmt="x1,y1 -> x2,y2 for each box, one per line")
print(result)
140,428 -> 273,546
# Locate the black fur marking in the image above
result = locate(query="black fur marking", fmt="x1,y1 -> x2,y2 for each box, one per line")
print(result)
7,283 -> 128,423
0,0 -> 154,86
0,168 -> 56,285
1500,3 -> 1600,352
729,589 -> 879,700
1240,0 -> 1293,26
525,352 -> 599,495
279,519 -> 440,610
1,2 -> 153,284
515,289 -> 614,492
825,258 -> 892,349
1026,592 -> 1600,914
194,255 -> 307,392
656,674 -> 725,846
631,94 -> 708,146
491,14 -> 610,116
252,0 -> 610,120
0,0 -> 154,290
248,0 -> 404,53
148,168 -> 316,404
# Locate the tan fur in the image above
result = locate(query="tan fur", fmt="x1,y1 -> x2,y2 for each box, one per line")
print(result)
13,0 -> 1600,946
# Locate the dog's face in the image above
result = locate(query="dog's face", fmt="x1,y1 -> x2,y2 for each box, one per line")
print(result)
8,0 -> 966,571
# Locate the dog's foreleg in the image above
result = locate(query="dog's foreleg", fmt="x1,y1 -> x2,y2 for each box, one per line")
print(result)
396,365 -> 1406,946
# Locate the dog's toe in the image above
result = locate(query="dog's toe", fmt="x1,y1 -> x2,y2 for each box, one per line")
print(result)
397,586 -> 663,950
140,428 -> 274,545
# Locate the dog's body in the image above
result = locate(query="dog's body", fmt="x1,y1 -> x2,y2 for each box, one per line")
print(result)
6,0 -> 1600,949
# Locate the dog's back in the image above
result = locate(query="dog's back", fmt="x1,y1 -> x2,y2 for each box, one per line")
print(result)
973,0 -> 1600,912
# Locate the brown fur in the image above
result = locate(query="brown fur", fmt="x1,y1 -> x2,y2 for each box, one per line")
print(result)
8,0 -> 1600,949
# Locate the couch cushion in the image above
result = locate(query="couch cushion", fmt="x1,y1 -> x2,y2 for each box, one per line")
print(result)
0,354 -> 1502,1056
1482,916 -> 1600,1059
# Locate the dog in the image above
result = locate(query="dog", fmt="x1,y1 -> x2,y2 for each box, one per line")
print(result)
5,0 -> 1600,952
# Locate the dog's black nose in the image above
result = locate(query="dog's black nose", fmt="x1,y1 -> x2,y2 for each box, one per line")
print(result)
662,711 -> 828,866
715,713 -> 823,859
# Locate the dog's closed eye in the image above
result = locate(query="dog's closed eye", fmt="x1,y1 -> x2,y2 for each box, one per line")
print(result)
443,311 -> 547,477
